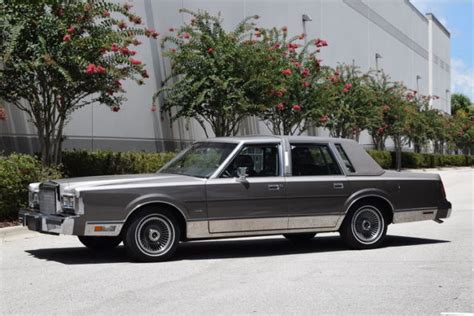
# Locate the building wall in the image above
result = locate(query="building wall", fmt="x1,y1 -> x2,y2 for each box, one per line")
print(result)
0,0 -> 451,153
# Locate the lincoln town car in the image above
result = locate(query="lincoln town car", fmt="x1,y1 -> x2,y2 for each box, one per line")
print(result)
19,136 -> 452,261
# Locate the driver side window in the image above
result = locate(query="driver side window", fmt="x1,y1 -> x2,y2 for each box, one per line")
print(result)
221,144 -> 280,178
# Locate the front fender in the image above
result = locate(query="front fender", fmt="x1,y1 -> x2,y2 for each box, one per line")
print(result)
124,193 -> 190,222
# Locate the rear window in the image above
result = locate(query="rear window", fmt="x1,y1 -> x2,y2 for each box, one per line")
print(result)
335,144 -> 355,173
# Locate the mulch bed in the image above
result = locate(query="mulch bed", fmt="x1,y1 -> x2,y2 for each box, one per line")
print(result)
0,221 -> 20,228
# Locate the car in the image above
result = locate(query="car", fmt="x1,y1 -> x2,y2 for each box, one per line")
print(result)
19,136 -> 452,262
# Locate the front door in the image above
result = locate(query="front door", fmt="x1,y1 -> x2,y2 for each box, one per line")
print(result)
286,143 -> 349,229
206,143 -> 287,233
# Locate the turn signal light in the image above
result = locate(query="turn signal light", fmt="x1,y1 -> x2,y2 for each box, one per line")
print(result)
94,225 -> 115,232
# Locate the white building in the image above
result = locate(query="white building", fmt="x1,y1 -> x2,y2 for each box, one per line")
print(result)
0,0 -> 451,153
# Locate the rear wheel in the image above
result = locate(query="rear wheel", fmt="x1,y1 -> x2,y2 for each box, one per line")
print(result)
124,209 -> 180,262
283,233 -> 316,243
340,204 -> 387,249
78,236 -> 122,250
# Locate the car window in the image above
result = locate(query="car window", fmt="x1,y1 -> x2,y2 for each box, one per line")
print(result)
290,144 -> 342,176
221,144 -> 280,178
335,143 -> 355,172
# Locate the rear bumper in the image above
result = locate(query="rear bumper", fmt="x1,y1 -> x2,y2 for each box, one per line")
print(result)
393,200 -> 452,224
18,209 -> 75,235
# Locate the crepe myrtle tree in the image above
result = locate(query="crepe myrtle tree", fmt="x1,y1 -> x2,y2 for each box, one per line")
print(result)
254,27 -> 332,135
318,64 -> 375,140
0,0 -> 157,166
153,9 -> 272,137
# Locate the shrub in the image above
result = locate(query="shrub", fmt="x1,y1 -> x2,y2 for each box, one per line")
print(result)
0,154 -> 62,221
367,150 -> 392,169
61,150 -> 177,177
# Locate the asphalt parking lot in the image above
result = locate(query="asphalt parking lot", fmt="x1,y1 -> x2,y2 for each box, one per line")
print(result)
1,168 -> 472,315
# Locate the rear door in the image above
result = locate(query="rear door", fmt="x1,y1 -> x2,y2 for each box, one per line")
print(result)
286,142 -> 349,229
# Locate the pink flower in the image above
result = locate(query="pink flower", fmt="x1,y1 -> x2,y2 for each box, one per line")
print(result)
151,105 -> 157,112
112,106 -> 120,112
129,58 -> 141,65
329,75 -> 339,83
301,68 -> 310,77
273,43 -> 281,49
207,47 -> 214,54
281,69 -> 292,76
115,80 -> 122,87
145,28 -> 160,38
129,15 -> 142,24
142,70 -> 149,78
170,48 -> 176,53
120,47 -> 130,55
63,34 -> 71,42
102,10 -> 110,17
129,50 -> 137,56
282,26 -> 288,32
85,64 -> 96,74
0,107 -> 7,121
292,61 -> 301,68
111,43 -> 120,52
95,65 -> 106,74
377,127 -> 385,135
67,26 -> 75,34
118,20 -> 127,29
303,81 -> 310,88
314,38 -> 328,47
342,83 -> 352,93
182,32 -> 191,39
292,104 -> 301,111
319,115 -> 329,124
276,103 -> 285,110
169,28 -> 175,32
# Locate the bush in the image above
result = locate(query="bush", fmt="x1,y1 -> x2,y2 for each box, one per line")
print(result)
367,150 -> 392,169
369,150 -> 473,169
61,150 -> 177,177
0,154 -> 62,221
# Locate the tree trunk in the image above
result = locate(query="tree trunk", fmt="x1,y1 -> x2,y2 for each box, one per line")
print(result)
394,136 -> 402,171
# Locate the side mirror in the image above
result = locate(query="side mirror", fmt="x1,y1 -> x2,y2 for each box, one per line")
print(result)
236,167 -> 248,182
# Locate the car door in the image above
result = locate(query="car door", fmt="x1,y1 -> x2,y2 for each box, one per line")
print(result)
205,142 -> 287,233
285,142 -> 349,229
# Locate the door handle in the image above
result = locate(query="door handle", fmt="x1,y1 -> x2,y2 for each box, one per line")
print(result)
268,184 -> 281,191
333,183 -> 344,189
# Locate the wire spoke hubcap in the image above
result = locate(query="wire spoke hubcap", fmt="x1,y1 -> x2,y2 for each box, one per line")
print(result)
351,207 -> 384,244
136,215 -> 174,256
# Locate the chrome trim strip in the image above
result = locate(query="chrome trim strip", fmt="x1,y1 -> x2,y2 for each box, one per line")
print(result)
43,216 -> 75,235
288,215 -> 340,229
393,208 -> 438,223
209,217 -> 288,233
186,220 -> 337,239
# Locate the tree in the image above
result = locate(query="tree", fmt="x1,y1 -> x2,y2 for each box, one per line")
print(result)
0,0 -> 155,165
154,9 -> 270,137
451,93 -> 472,114
253,28 -> 331,135
319,64 -> 375,140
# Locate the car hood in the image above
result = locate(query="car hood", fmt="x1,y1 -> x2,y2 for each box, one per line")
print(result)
47,173 -> 205,194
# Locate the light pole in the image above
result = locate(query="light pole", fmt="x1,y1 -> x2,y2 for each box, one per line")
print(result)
302,14 -> 312,46
416,75 -> 422,93
445,89 -> 450,113
375,53 -> 383,72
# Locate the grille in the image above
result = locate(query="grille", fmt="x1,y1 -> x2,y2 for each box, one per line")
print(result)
39,188 -> 57,214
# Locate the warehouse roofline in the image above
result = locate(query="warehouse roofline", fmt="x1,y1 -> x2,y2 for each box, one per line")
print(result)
426,13 -> 451,38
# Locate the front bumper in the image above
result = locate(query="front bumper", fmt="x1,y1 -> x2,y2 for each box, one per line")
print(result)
18,209 -> 75,235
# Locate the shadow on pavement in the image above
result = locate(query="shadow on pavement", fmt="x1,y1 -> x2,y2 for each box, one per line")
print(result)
25,235 -> 449,265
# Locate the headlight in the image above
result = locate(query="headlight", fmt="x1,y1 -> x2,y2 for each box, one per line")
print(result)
61,195 -> 75,210
28,191 -> 39,209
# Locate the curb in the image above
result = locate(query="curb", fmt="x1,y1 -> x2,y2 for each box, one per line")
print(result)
0,225 -> 29,238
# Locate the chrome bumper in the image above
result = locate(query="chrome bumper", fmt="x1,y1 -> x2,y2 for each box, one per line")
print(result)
393,201 -> 452,224
18,209 -> 75,235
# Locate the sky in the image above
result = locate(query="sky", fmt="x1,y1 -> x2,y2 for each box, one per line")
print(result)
410,0 -> 474,100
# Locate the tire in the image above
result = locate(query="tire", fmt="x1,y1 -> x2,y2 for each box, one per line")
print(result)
123,209 -> 180,262
78,236 -> 122,250
283,233 -> 316,243
340,204 -> 387,249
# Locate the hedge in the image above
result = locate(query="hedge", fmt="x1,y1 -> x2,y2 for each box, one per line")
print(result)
0,154 -> 62,221
367,150 -> 474,169
61,150 -> 177,177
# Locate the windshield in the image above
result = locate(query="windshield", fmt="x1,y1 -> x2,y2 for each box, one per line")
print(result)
159,142 -> 237,178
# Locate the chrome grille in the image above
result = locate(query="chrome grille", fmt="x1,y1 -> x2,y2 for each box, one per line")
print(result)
39,188 -> 57,214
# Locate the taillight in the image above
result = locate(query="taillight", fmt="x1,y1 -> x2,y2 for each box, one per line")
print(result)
440,181 -> 446,199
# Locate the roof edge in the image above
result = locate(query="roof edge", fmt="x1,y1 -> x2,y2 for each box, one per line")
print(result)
426,13 -> 451,38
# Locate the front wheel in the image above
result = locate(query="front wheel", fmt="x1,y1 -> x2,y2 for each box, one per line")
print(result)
340,204 -> 387,249
78,236 -> 122,250
124,210 -> 180,262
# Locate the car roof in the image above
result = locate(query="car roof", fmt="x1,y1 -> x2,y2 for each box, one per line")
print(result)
202,135 -> 357,144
